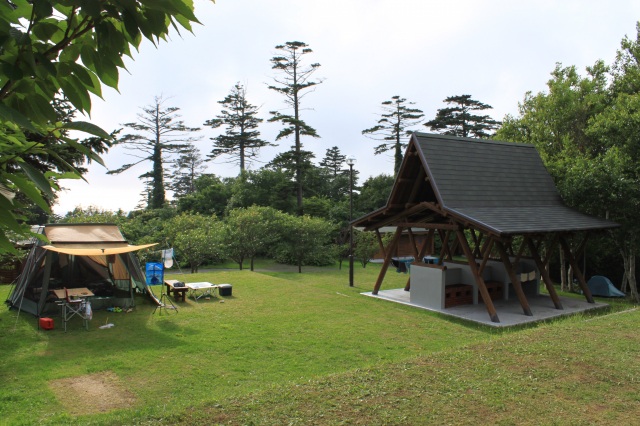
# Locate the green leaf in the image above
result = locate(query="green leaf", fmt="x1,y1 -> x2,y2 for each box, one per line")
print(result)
33,0 -> 54,19
79,0 -> 101,18
18,162 -> 54,198
59,75 -> 91,113
0,103 -> 39,133
63,137 -> 106,167
62,121 -> 110,139
6,174 -> 50,211
32,21 -> 62,41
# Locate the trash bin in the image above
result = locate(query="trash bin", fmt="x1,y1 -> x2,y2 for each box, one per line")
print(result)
218,284 -> 232,296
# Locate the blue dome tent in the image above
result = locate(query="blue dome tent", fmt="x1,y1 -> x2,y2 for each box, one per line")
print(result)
586,275 -> 625,298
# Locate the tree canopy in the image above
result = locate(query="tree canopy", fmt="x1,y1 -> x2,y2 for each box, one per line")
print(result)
109,96 -> 201,209
425,94 -> 500,138
362,96 -> 424,175
497,23 -> 640,301
204,83 -> 272,173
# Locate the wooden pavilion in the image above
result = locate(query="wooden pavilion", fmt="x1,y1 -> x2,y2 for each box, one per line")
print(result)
352,133 -> 618,323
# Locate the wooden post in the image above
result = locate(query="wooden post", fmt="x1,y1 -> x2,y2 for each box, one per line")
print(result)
559,235 -> 594,303
478,237 -> 494,276
374,228 -> 386,258
526,237 -> 563,310
495,240 -> 533,317
373,227 -> 403,295
438,230 -> 454,262
407,228 -> 420,259
457,229 -> 500,323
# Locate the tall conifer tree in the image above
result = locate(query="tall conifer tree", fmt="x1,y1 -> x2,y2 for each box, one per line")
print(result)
109,96 -> 200,209
204,83 -> 271,173
362,96 -> 424,175
425,94 -> 500,138
268,41 -> 323,214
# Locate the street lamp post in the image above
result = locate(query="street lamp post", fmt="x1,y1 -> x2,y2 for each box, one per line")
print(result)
346,155 -> 356,287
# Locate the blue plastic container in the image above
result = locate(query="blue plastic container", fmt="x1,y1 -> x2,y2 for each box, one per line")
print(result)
145,262 -> 164,285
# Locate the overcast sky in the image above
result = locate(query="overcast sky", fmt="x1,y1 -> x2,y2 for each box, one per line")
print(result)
53,0 -> 640,215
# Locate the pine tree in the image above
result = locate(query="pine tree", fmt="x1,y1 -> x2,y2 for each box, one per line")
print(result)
268,41 -> 323,214
425,94 -> 500,138
170,146 -> 207,199
319,146 -> 347,177
204,83 -> 271,173
362,96 -> 424,175
109,95 -> 200,209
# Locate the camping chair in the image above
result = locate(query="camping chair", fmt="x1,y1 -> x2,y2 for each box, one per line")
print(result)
60,287 -> 91,331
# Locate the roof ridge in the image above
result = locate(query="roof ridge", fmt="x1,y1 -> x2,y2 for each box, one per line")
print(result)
412,131 -> 535,148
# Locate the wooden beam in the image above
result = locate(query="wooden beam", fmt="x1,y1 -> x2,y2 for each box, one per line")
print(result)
513,238 -> 527,267
457,230 -> 500,323
478,238 -> 495,276
470,229 -> 481,258
438,230 -> 453,264
559,235 -> 594,303
373,227 -> 403,295
495,241 -> 533,317
543,234 -> 559,268
371,202 -> 434,229
374,229 -> 386,258
559,235 -> 595,303
407,228 -> 420,259
406,168 -> 426,205
395,222 -> 458,230
526,237 -> 563,310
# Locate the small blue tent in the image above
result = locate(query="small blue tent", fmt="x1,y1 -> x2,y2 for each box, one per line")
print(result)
587,275 -> 625,297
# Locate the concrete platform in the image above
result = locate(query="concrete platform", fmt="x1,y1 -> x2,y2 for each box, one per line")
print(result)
362,288 -> 609,327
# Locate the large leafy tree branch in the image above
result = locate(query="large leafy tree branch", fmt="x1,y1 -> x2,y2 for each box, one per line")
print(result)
0,0 -> 210,252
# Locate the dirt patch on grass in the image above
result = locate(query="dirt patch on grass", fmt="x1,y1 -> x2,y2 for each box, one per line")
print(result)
49,372 -> 137,415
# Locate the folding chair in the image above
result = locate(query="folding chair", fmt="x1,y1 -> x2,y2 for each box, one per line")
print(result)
61,287 -> 91,331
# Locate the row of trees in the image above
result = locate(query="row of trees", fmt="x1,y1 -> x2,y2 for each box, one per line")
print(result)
62,205 -> 386,273
109,39 -> 502,213
363,95 -> 501,174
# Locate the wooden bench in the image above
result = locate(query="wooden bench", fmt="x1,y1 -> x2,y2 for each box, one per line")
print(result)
164,280 -> 188,302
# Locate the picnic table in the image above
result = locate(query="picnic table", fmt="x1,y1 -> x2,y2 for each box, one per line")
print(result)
164,280 -> 189,302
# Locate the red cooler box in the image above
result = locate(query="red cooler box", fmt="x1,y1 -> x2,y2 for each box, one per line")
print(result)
39,317 -> 54,330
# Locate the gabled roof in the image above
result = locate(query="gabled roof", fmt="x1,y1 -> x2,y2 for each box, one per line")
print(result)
354,132 -> 618,236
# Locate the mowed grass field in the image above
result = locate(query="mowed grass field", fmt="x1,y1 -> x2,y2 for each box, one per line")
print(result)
0,263 -> 638,425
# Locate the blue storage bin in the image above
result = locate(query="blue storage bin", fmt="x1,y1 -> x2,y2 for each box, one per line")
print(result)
145,262 -> 164,285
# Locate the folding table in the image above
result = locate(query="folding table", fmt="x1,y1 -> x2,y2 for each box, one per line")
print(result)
186,282 -> 218,301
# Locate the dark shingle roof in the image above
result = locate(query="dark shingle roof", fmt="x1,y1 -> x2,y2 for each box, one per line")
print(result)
353,132 -> 618,236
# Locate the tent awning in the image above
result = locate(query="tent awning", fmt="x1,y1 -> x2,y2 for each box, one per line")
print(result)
41,243 -> 157,256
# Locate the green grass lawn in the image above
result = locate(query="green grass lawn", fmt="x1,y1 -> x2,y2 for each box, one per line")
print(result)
1,264 -> 638,425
